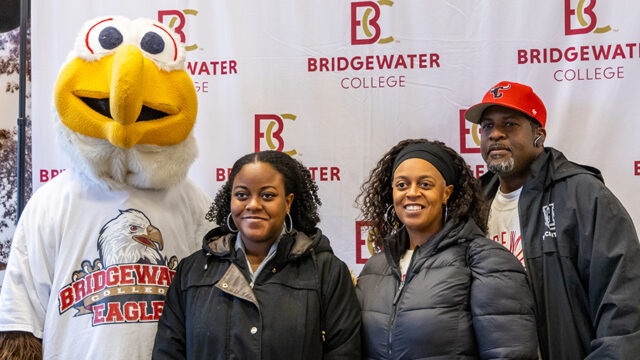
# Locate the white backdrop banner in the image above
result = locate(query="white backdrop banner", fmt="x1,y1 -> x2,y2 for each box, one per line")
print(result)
31,0 -> 640,275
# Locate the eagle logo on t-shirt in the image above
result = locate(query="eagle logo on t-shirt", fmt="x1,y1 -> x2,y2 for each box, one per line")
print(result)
98,209 -> 165,267
57,209 -> 179,326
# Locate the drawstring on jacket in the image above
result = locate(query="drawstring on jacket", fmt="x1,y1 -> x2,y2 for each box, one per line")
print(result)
204,252 -> 213,270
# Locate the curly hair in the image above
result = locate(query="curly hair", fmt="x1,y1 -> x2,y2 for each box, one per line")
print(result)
205,151 -> 322,235
355,139 -> 488,248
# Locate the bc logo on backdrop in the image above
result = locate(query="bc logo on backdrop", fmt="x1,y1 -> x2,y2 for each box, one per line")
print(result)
518,1 -> 633,82
564,0 -> 611,35
157,9 -> 199,51
158,9 -> 238,94
355,221 -> 375,264
458,110 -> 488,178
459,109 -> 480,155
254,114 -> 297,156
350,0 -> 394,45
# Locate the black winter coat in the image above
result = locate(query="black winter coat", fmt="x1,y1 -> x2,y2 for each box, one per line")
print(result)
481,147 -> 640,360
356,218 -> 538,359
152,227 -> 361,360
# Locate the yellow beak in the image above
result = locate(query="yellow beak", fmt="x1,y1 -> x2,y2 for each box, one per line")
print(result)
110,45 -> 144,127
54,45 -> 197,148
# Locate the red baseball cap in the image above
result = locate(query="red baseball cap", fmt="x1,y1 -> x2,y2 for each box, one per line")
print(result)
464,81 -> 547,127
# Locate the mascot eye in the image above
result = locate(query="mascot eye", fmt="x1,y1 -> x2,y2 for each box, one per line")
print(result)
140,31 -> 165,54
136,23 -> 179,65
80,17 -> 131,58
99,26 -> 123,50
129,225 -> 139,232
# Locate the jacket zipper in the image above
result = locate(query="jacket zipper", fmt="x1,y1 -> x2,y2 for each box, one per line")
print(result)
387,250 -> 413,359
387,280 -> 406,358
386,247 -> 426,358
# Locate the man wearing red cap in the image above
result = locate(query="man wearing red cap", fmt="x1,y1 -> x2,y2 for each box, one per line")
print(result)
465,81 -> 640,360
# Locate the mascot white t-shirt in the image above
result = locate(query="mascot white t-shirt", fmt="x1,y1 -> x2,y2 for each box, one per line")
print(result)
0,169 -> 211,358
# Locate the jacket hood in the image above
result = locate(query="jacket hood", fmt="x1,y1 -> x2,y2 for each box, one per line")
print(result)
531,147 -> 602,187
383,217 -> 484,266
201,226 -> 333,261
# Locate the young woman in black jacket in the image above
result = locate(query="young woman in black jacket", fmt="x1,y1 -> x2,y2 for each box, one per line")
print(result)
153,150 -> 361,359
355,139 -> 538,359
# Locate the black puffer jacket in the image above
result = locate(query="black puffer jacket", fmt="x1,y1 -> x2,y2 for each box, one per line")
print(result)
152,227 -> 361,359
356,218 -> 538,359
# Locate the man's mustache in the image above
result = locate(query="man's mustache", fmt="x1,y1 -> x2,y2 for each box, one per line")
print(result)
487,144 -> 511,152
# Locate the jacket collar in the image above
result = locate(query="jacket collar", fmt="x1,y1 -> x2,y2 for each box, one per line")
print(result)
383,218 -> 484,269
202,227 -> 235,257
481,147 -> 603,198
201,226 -> 330,262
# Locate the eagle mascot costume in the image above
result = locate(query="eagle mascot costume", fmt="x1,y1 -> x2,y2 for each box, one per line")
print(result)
0,16 -> 211,359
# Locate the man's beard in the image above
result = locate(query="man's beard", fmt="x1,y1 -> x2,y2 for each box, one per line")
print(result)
488,157 -> 515,175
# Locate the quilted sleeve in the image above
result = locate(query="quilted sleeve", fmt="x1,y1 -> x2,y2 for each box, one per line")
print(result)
468,238 -> 538,359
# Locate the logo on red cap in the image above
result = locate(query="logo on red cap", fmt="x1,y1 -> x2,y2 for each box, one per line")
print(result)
489,84 -> 511,99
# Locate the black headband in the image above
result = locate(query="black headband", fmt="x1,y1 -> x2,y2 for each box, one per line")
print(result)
392,142 -> 459,186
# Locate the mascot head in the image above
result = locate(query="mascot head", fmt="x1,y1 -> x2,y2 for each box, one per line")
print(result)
54,16 -> 198,189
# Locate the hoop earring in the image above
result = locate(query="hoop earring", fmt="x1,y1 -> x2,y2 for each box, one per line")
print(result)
284,213 -> 293,233
442,204 -> 448,225
384,205 -> 396,228
226,213 -> 239,233
385,204 -> 405,232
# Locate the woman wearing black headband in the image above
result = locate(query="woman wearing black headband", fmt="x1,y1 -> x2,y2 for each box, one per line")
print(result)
355,139 -> 538,359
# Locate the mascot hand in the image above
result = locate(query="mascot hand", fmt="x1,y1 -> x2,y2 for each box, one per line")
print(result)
0,331 -> 42,360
